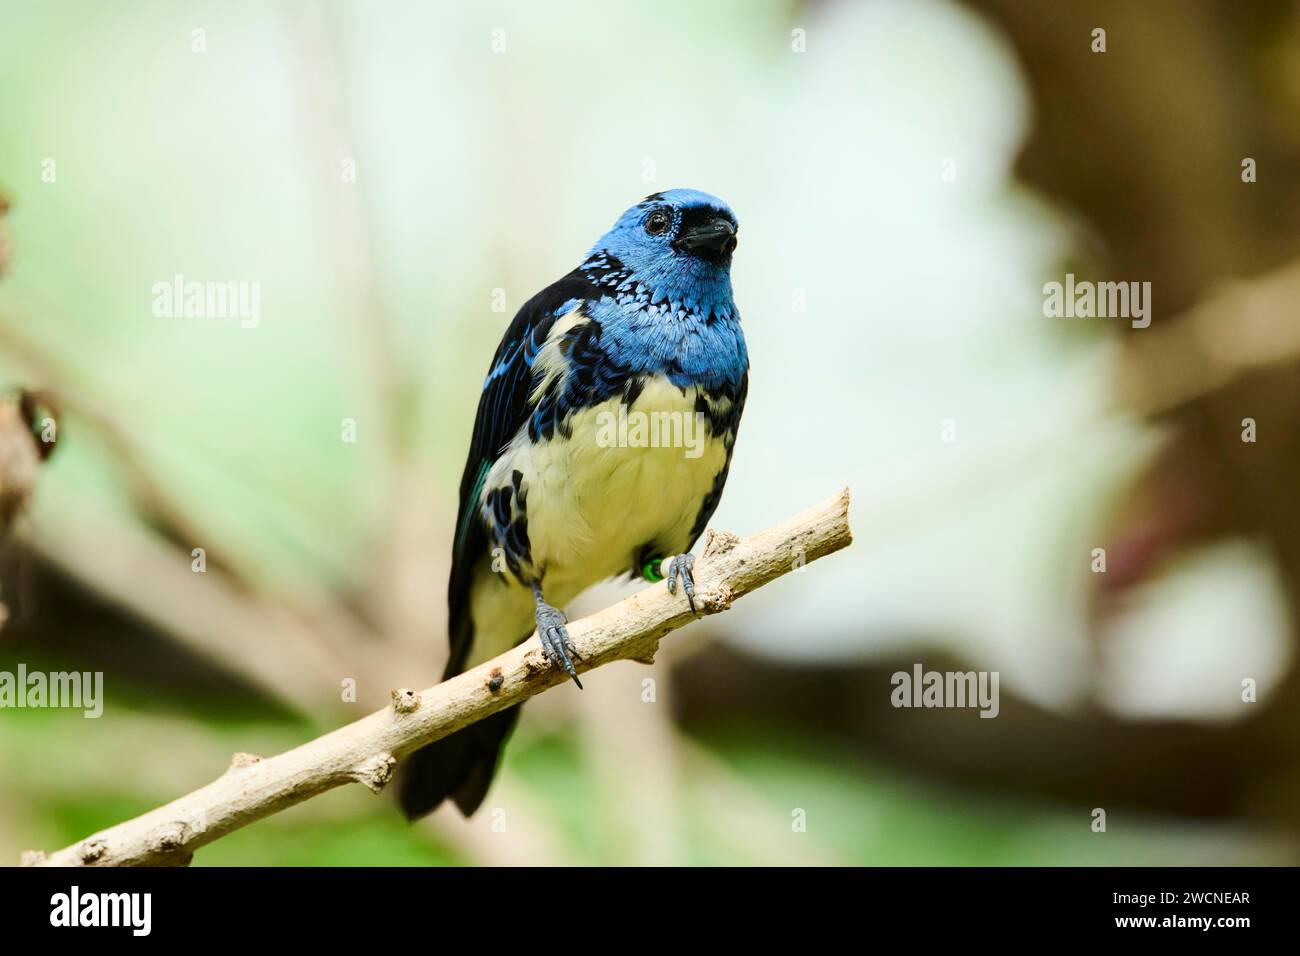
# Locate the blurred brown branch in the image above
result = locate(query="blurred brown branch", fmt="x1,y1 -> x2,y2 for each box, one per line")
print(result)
0,394 -> 44,535
0,389 -> 56,634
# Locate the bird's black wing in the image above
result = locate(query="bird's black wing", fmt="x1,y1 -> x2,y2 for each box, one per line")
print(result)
443,270 -> 597,678
399,271 -> 600,820
686,370 -> 749,546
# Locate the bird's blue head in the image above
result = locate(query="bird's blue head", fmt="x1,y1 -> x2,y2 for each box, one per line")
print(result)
586,189 -> 739,318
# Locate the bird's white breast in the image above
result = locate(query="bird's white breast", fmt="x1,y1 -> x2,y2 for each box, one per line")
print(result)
463,302 -> 739,666
486,376 -> 728,602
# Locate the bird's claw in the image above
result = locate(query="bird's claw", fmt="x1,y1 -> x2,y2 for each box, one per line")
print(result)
535,602 -> 583,689
664,553 -> 698,614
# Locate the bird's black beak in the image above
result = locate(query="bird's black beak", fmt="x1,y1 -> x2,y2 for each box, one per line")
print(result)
674,214 -> 738,263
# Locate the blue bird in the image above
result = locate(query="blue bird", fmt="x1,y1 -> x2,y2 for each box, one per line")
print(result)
398,189 -> 749,818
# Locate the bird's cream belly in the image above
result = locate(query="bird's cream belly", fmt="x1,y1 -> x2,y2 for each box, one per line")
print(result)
466,379 -> 729,666
488,378 -> 727,597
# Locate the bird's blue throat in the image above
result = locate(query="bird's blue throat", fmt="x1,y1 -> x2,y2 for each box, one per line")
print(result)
574,249 -> 747,391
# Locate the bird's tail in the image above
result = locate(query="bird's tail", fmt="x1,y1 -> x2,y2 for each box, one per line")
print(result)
397,602 -> 526,820
397,704 -> 521,819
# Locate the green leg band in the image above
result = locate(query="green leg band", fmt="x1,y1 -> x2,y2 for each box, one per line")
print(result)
642,558 -> 664,583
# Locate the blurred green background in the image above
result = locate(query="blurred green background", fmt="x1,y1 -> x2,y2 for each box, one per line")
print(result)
2,0 -> 1299,865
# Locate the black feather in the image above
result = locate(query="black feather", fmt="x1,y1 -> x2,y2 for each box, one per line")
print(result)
397,705 -> 521,819
689,372 -> 748,542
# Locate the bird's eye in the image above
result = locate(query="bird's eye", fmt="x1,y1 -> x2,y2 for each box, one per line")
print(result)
644,209 -> 671,236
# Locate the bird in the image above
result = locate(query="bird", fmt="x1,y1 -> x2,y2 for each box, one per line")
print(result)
397,188 -> 749,819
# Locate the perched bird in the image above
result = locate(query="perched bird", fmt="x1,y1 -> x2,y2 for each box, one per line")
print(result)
398,189 -> 748,819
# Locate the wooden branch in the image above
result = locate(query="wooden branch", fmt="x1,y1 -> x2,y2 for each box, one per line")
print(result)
25,488 -> 852,867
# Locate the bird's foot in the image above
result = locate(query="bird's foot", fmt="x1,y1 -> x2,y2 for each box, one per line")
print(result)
535,600 -> 583,689
663,553 -> 698,614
